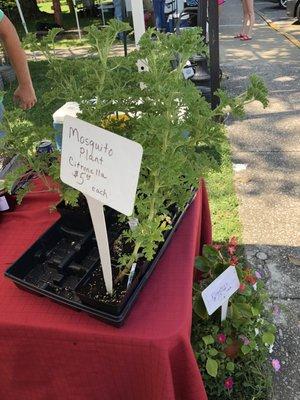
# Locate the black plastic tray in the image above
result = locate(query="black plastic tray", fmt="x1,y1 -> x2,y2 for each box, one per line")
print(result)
5,193 -> 196,326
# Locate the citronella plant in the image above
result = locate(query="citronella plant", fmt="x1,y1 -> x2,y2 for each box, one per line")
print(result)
0,23 -> 269,285
110,30 -> 268,282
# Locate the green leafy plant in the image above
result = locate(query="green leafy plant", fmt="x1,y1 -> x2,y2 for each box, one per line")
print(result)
192,238 -> 278,399
0,22 -> 269,284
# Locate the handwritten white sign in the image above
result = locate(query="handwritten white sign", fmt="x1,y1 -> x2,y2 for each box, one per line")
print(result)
60,116 -> 143,294
60,115 -> 143,216
201,266 -> 240,320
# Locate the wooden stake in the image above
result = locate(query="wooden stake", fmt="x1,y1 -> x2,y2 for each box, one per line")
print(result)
86,195 -> 113,294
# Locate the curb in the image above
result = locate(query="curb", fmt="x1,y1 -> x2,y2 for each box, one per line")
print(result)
255,9 -> 300,48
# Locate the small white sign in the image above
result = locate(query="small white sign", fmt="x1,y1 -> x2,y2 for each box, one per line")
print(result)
0,196 -> 9,211
201,266 -> 240,319
60,116 -> 143,216
137,59 -> 149,90
182,67 -> 195,80
137,59 -> 149,73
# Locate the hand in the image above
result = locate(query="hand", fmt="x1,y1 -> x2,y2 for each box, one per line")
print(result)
13,84 -> 37,110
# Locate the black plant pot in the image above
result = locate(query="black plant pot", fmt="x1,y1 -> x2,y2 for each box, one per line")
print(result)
5,192 -> 196,326
56,196 -> 93,232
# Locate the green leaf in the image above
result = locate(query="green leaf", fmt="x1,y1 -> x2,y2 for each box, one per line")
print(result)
203,245 -> 220,260
268,324 -> 276,334
242,286 -> 253,297
251,307 -> 260,316
262,332 -> 275,345
202,335 -> 214,346
226,362 -> 235,372
234,302 -> 253,319
206,357 -> 218,377
16,185 -> 33,204
195,256 -> 210,272
193,294 -> 208,319
241,345 -> 251,355
226,337 -> 233,346
208,348 -> 219,357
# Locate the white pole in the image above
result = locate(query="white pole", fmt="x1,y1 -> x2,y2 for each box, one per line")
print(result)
15,0 -> 28,34
100,3 -> 105,25
130,0 -> 145,46
72,0 -> 82,40
177,0 -> 184,13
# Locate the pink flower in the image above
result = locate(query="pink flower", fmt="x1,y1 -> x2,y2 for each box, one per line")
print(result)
255,271 -> 262,279
228,245 -> 236,256
230,256 -> 239,266
213,244 -> 222,251
227,237 -> 238,256
239,283 -> 246,293
271,359 -> 281,372
217,333 -> 227,344
224,377 -> 234,390
239,335 -> 250,346
245,275 -> 257,285
273,304 -> 280,316
229,237 -> 238,247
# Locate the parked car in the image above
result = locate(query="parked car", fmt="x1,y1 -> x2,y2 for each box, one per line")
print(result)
287,0 -> 300,21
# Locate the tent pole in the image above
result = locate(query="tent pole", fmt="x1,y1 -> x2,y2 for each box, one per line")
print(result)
72,0 -> 82,40
100,1 -> 105,25
208,0 -> 220,109
15,0 -> 28,34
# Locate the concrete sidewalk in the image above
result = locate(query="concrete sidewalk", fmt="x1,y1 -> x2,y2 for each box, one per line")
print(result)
219,1 -> 300,399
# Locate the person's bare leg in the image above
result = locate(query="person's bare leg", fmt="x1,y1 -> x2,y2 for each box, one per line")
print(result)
236,0 -> 248,37
242,0 -> 248,35
244,0 -> 255,37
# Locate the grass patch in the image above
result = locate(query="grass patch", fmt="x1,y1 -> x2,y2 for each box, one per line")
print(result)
38,0 -> 70,14
206,140 -> 242,243
3,61 -> 62,127
51,38 -> 90,47
11,11 -> 101,40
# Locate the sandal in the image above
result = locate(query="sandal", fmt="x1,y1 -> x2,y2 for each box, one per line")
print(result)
234,33 -> 244,38
240,34 -> 252,41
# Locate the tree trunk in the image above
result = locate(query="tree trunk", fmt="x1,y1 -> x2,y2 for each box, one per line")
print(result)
52,0 -> 63,26
67,0 -> 75,14
19,0 -> 43,18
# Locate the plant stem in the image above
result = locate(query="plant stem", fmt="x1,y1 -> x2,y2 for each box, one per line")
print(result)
115,241 -> 141,284
148,174 -> 160,221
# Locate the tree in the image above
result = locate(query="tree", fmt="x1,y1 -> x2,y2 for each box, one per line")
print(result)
19,0 -> 43,18
66,0 -> 75,14
52,0 -> 63,26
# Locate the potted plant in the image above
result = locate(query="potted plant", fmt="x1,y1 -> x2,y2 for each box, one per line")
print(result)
192,239 -> 277,399
1,22 -> 268,324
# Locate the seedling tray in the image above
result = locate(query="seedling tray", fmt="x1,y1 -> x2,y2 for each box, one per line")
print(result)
5,193 -> 196,326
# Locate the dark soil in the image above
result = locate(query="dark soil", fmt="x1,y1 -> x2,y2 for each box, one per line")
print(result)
75,260 -> 144,312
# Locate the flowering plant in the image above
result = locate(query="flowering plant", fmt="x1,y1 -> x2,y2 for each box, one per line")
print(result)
192,238 -> 278,399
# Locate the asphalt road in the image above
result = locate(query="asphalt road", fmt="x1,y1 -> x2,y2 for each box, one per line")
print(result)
255,0 -> 300,44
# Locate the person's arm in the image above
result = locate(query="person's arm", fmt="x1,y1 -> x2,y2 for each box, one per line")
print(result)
0,16 -> 36,110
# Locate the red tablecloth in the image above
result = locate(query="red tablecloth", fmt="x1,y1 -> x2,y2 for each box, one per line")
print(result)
0,181 -> 211,400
